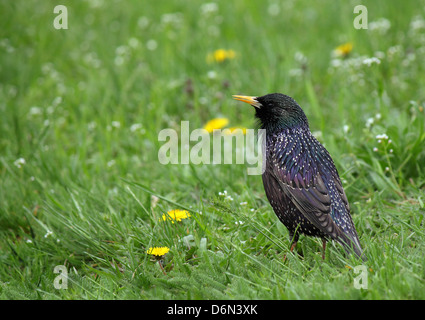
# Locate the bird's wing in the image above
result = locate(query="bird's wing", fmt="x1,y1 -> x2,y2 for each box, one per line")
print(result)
267,143 -> 358,249
270,162 -> 341,239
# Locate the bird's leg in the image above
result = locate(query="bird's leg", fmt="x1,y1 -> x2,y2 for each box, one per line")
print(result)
322,239 -> 327,260
290,241 -> 297,253
283,241 -> 297,263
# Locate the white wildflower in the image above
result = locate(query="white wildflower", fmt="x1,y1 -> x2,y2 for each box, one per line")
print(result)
107,160 -> 115,167
207,70 -> 217,79
369,18 -> 391,34
29,107 -> 42,116
14,158 -> 26,168
44,230 -> 53,238
375,133 -> 388,140
363,57 -> 381,67
111,121 -> 121,128
130,123 -> 143,132
366,117 -> 374,128
200,2 -> 218,15
146,39 -> 157,51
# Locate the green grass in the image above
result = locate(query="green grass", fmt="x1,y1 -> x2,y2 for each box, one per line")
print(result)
1,0 -> 425,299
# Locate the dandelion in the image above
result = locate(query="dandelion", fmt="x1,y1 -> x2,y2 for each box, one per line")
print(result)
146,246 -> 170,256
161,209 -> 191,223
14,158 -> 26,168
207,49 -> 236,63
203,117 -> 229,133
333,42 -> 353,58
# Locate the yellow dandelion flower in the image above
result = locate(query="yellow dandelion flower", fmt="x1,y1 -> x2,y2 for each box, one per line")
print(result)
334,42 -> 353,58
146,246 -> 170,256
207,49 -> 236,63
161,209 -> 191,223
203,118 -> 229,133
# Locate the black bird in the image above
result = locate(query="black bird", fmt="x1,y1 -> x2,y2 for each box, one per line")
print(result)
233,93 -> 363,259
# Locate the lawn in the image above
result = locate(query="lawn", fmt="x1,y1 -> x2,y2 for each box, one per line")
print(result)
0,0 -> 424,300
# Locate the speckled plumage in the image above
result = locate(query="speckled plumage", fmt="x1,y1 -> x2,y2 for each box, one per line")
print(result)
233,93 -> 363,259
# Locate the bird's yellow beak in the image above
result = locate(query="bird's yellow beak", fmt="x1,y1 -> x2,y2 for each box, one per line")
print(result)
232,95 -> 262,108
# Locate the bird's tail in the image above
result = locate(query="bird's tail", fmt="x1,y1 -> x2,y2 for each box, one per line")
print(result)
337,232 -> 366,261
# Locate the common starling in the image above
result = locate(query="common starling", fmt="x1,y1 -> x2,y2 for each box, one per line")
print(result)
233,93 -> 363,259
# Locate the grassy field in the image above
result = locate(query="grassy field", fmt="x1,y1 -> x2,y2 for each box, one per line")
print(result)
1,0 -> 425,300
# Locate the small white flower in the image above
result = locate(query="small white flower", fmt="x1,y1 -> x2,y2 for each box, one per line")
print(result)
343,125 -> 349,133
26,239 -> 33,244
363,57 -> 381,67
200,2 -> 218,15
111,121 -> 121,128
44,230 -> 53,238
389,149 -> 393,153
373,147 -> 378,152
366,117 -> 374,128
267,3 -> 280,16
14,158 -> 26,168
130,123 -> 143,132
239,201 -> 247,206
114,56 -> 125,66
146,39 -> 157,51
207,70 -> 217,79
107,160 -> 116,167
128,37 -> 140,48
369,18 -> 391,34
29,107 -> 42,116
376,133 -> 389,140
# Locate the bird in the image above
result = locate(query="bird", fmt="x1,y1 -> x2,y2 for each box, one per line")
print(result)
233,93 -> 364,260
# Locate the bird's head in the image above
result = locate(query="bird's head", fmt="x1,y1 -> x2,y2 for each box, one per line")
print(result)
233,93 -> 309,131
